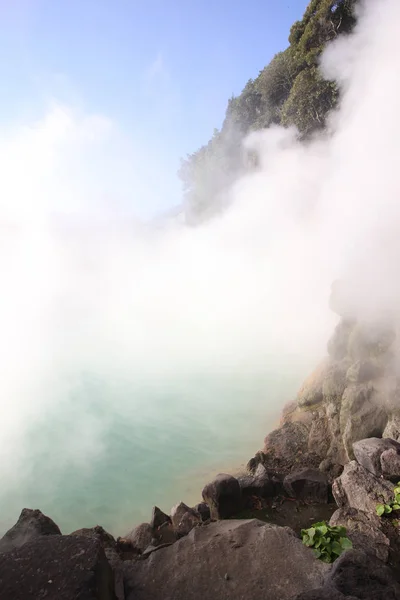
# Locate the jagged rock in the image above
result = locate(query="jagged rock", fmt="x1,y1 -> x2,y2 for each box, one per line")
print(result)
156,521 -> 177,544
0,508 -> 61,553
283,469 -> 329,504
308,410 -> 331,458
202,474 -> 242,520
0,534 -> 115,600
70,525 -> 116,549
346,359 -> 384,383
296,363 -> 326,408
381,447 -> 400,480
122,519 -> 329,600
124,522 -> 154,553
352,437 -> 400,477
332,461 -> 393,515
319,458 -> 344,481
150,506 -> 171,530
193,502 -> 210,522
340,385 -> 388,460
238,463 -> 276,499
104,546 -> 125,600
327,549 -> 400,599
171,502 -> 201,537
383,415 -> 400,441
347,321 -> 396,360
327,319 -> 355,359
330,507 -> 390,562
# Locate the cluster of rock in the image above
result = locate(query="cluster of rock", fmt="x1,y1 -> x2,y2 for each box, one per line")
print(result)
2,436 -> 400,599
2,285 -> 400,598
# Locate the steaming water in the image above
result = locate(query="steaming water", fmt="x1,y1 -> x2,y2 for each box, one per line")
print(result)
0,369 -> 302,536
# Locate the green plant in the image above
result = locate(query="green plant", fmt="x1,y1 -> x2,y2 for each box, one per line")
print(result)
376,482 -> 400,516
301,521 -> 353,563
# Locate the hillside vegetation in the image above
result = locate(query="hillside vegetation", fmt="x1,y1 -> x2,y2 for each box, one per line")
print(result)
178,0 -> 358,223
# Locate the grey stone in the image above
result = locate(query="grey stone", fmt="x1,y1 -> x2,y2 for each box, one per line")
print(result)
202,474 -> 242,519
0,534 -> 116,599
0,508 -> 61,554
122,519 -> 329,600
283,468 -> 329,504
380,447 -> 400,480
150,506 -> 171,530
170,502 -> 201,537
125,522 -> 154,553
332,461 -> 393,515
330,507 -> 390,562
70,525 -> 116,549
193,502 -> 210,522
352,437 -> 400,477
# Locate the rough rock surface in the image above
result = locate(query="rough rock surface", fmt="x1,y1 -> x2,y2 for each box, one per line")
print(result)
0,508 -> 61,553
329,507 -> 390,562
332,460 -> 394,514
0,534 -> 116,600
150,506 -> 171,530
170,502 -> 201,537
283,468 -> 329,504
238,463 -> 277,499
124,522 -> 154,553
381,447 -> 400,480
202,473 -> 242,519
193,502 -> 210,522
352,437 -> 400,477
70,525 -> 116,549
122,519 -> 329,600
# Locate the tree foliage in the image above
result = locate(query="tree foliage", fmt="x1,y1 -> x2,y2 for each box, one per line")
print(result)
178,0 -> 359,223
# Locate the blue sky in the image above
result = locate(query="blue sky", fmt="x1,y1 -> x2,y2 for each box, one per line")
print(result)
0,0 -> 309,217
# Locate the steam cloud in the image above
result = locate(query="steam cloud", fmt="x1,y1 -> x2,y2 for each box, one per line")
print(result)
1,0 -> 399,532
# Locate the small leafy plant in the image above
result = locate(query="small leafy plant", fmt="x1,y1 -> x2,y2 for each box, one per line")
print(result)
376,482 -> 400,516
301,521 -> 353,563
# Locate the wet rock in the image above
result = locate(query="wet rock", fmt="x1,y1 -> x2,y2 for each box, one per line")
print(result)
332,461 -> 393,515
123,519 -> 329,600
171,502 -> 201,537
330,507 -> 390,562
124,522 -> 154,553
150,506 -> 171,530
0,508 -> 61,554
70,525 -> 116,549
352,437 -> 400,477
283,469 -> 329,504
193,502 -> 210,522
0,534 -> 115,600
202,474 -> 242,520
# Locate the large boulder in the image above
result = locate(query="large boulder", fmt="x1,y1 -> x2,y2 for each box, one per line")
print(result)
283,469 -> 329,504
0,508 -> 61,553
0,534 -> 116,599
332,461 -> 394,515
170,502 -> 201,537
238,463 -> 277,500
122,519 -> 329,600
329,507 -> 390,562
327,549 -> 400,599
202,474 -> 242,519
294,550 -> 400,600
353,437 -> 400,478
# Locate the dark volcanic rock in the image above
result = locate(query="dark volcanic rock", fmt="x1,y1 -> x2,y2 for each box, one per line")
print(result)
70,525 -> 116,549
193,502 -> 210,522
283,468 -> 329,504
0,508 -> 61,553
327,549 -> 400,599
294,588 -> 357,599
124,522 -> 154,553
352,437 -> 400,477
332,460 -> 393,514
171,502 -> 201,537
238,463 -> 278,499
329,507 -> 390,562
380,447 -> 400,480
150,506 -> 171,530
0,534 -> 116,600
202,473 -> 242,519
123,519 -> 329,600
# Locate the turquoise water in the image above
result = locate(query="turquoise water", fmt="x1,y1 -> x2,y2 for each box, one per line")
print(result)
0,369 -> 303,537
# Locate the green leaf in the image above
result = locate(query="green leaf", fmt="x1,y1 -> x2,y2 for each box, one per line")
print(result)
313,548 -> 322,559
393,504 -> 400,510
376,504 -> 385,516
385,504 -> 393,514
340,537 -> 353,550
331,541 -> 343,555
